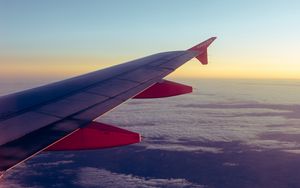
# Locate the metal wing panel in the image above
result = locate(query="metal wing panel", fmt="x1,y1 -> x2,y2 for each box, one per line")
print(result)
159,51 -> 197,70
118,67 -> 166,83
148,59 -> 168,67
161,51 -> 187,60
73,98 -> 122,122
85,79 -> 139,97
36,93 -> 108,118
0,112 -> 60,146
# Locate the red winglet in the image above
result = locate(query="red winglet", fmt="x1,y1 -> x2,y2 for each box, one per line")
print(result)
188,37 -> 217,65
46,122 -> 141,151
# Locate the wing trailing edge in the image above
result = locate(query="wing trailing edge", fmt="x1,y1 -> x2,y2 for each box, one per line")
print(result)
188,37 -> 217,65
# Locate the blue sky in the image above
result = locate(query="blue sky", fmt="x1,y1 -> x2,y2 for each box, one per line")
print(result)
1,0 -> 300,78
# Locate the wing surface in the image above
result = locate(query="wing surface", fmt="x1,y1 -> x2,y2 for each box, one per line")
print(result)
0,37 -> 216,174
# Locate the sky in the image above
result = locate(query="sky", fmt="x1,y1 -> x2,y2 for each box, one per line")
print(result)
1,0 -> 300,80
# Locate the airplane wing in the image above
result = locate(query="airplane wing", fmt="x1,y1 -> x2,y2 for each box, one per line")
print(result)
0,37 -> 216,177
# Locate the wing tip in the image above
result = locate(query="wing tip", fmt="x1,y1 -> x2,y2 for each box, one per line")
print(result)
188,37 -> 217,65
188,37 -> 217,51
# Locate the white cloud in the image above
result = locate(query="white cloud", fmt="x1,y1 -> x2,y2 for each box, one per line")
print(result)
29,160 -> 74,168
74,167 -> 205,188
143,143 -> 223,154
282,150 -> 300,154
222,162 -> 239,167
99,99 -> 300,152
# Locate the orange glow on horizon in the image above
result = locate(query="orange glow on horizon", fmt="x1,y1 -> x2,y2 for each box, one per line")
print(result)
1,55 -> 300,80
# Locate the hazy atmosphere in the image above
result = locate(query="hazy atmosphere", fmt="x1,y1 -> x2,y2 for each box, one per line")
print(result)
1,0 -> 300,80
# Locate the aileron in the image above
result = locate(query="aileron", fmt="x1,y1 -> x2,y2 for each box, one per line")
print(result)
86,79 -> 139,97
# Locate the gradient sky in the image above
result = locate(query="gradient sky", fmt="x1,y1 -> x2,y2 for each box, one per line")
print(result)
1,0 -> 300,80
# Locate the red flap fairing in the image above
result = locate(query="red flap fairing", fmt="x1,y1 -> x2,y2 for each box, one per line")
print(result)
46,122 -> 141,151
134,80 -> 192,99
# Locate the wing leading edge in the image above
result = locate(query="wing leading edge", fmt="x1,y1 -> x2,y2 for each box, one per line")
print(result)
0,37 -> 216,176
